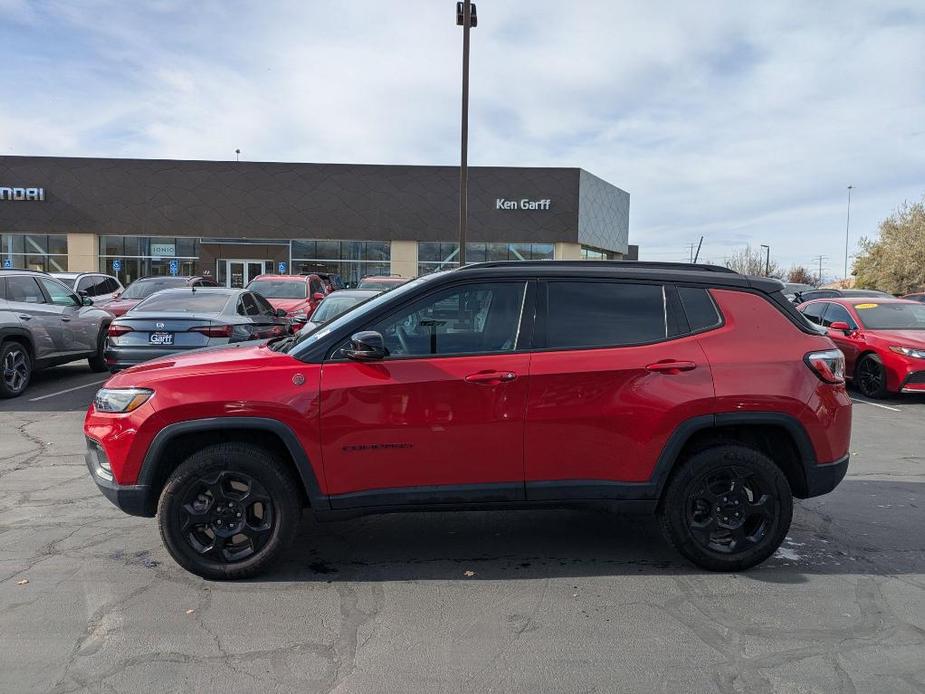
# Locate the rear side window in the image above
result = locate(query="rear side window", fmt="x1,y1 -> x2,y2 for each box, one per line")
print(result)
678,287 -> 722,332
801,302 -> 827,325
7,276 -> 48,304
544,282 -> 666,349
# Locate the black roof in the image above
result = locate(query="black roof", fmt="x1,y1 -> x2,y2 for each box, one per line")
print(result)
454,260 -> 784,293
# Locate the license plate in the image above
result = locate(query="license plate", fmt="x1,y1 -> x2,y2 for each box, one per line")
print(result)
149,332 -> 174,345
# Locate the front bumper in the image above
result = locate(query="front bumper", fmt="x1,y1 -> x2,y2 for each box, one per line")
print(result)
802,453 -> 849,498
900,370 -> 925,394
85,438 -> 154,517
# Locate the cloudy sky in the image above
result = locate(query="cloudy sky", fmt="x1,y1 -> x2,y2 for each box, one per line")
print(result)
2,0 -> 923,277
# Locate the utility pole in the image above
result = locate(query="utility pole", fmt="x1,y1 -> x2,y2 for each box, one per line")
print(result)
844,185 -> 854,279
456,1 -> 477,266
235,149 -> 240,162
693,236 -> 704,263
686,243 -> 696,263
812,255 -> 827,286
760,244 -> 770,276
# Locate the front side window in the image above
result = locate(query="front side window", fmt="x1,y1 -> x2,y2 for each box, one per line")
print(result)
545,281 -> 666,349
821,304 -> 858,329
38,278 -> 80,307
367,282 -> 527,358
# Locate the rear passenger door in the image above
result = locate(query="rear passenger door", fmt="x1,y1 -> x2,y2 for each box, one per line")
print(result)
524,281 -> 717,498
3,276 -> 60,361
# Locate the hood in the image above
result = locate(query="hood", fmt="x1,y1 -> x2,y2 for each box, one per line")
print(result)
266,297 -> 311,313
105,341 -> 288,386
866,329 -> 925,347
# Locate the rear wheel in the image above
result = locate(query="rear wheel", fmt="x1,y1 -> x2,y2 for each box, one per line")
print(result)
157,443 -> 301,580
0,342 -> 32,398
88,328 -> 108,372
659,445 -> 792,572
856,354 -> 888,399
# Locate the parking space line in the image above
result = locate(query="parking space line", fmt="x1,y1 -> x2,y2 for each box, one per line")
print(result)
850,397 -> 902,413
28,379 -> 109,402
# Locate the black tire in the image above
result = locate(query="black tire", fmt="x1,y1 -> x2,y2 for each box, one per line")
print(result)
157,443 -> 301,580
88,329 -> 108,372
855,353 -> 888,399
0,341 -> 32,398
658,444 -> 792,572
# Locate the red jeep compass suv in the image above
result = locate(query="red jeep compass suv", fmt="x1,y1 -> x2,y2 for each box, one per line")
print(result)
84,261 -> 852,579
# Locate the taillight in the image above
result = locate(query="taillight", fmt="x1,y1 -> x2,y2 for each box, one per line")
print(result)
804,349 -> 846,384
190,325 -> 234,338
107,324 -> 133,337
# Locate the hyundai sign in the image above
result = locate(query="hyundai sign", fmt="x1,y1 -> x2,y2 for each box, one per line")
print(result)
0,187 -> 45,201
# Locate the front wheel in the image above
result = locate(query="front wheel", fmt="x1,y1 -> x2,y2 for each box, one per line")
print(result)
157,443 -> 302,579
659,445 -> 792,572
855,354 -> 888,399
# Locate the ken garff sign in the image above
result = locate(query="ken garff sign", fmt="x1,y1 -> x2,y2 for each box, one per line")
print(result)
0,187 -> 45,201
496,198 -> 552,211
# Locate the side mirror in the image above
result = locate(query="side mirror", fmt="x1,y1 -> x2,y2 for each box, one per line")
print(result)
275,308 -> 288,317
81,296 -> 94,306
345,330 -> 388,361
829,321 -> 852,334
313,292 -> 326,301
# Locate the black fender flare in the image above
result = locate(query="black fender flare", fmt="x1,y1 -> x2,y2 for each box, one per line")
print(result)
650,412 -> 818,499
138,417 -> 328,509
0,326 -> 35,357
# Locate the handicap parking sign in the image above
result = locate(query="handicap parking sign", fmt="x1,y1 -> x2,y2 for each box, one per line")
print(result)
169,259 -> 179,276
2,258 -> 11,269
112,259 -> 122,272
278,261 -> 287,274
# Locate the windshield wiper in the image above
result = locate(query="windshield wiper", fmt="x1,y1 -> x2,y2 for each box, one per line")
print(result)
269,335 -> 298,353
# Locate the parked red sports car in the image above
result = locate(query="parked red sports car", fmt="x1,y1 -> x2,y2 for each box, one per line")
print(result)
799,297 -> 925,397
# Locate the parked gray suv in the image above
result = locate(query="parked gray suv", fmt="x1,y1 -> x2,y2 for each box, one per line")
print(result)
0,270 -> 113,398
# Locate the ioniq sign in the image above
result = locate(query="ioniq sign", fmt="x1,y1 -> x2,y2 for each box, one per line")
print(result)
0,186 -> 45,201
495,198 -> 551,211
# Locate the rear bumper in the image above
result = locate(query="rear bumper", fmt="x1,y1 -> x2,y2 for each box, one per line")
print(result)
104,345 -> 196,371
802,453 -> 849,498
85,438 -> 154,517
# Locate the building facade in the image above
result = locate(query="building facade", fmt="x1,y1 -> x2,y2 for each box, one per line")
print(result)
0,156 -> 630,287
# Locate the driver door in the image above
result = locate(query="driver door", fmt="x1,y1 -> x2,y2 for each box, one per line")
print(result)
37,277 -> 96,355
318,280 -> 533,505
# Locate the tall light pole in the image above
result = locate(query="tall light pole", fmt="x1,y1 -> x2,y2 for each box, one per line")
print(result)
844,185 -> 854,280
760,244 -> 770,276
456,1 -> 477,266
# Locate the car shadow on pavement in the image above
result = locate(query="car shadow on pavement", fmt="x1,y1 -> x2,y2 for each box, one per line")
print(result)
0,364 -> 108,413
248,479 -> 925,584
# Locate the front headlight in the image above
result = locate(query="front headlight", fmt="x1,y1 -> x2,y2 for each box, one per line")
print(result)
93,388 -> 154,413
889,345 -> 925,359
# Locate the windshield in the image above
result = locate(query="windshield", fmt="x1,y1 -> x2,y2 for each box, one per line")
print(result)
247,280 -> 307,299
284,273 -> 444,354
134,291 -> 230,313
122,278 -> 185,300
855,302 -> 925,330
357,278 -> 405,290
310,294 -> 373,323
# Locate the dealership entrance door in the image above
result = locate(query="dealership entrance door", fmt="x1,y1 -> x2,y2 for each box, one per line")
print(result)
220,259 -> 269,288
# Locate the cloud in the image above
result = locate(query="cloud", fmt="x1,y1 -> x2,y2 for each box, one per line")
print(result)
1,0 -> 923,278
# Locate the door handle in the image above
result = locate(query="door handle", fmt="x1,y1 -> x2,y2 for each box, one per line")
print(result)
465,371 -> 517,384
61,317 -> 72,322
645,360 -> 696,374
18,314 -> 32,321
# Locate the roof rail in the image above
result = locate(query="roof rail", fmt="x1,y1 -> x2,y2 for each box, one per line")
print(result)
0,268 -> 50,275
457,260 -> 737,274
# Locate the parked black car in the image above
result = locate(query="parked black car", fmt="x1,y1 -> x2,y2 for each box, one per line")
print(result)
297,288 -> 381,334
104,288 -> 291,372
794,288 -> 892,305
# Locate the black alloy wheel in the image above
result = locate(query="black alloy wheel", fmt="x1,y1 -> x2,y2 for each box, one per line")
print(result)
856,354 -> 888,399
0,342 -> 32,398
659,444 -> 792,572
158,443 -> 301,579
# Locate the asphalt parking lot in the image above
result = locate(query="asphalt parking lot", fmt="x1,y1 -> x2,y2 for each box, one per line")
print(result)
1,365 -> 924,693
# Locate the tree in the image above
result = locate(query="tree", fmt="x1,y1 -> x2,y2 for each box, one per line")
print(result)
853,197 -> 925,294
724,245 -> 783,278
786,265 -> 817,286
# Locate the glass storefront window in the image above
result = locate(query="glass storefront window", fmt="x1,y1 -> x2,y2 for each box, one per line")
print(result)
1,234 -> 68,272
291,238 -> 391,287
417,241 -> 554,276
99,236 -> 200,285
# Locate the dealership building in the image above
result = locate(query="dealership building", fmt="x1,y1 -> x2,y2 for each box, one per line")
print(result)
0,156 -> 632,287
